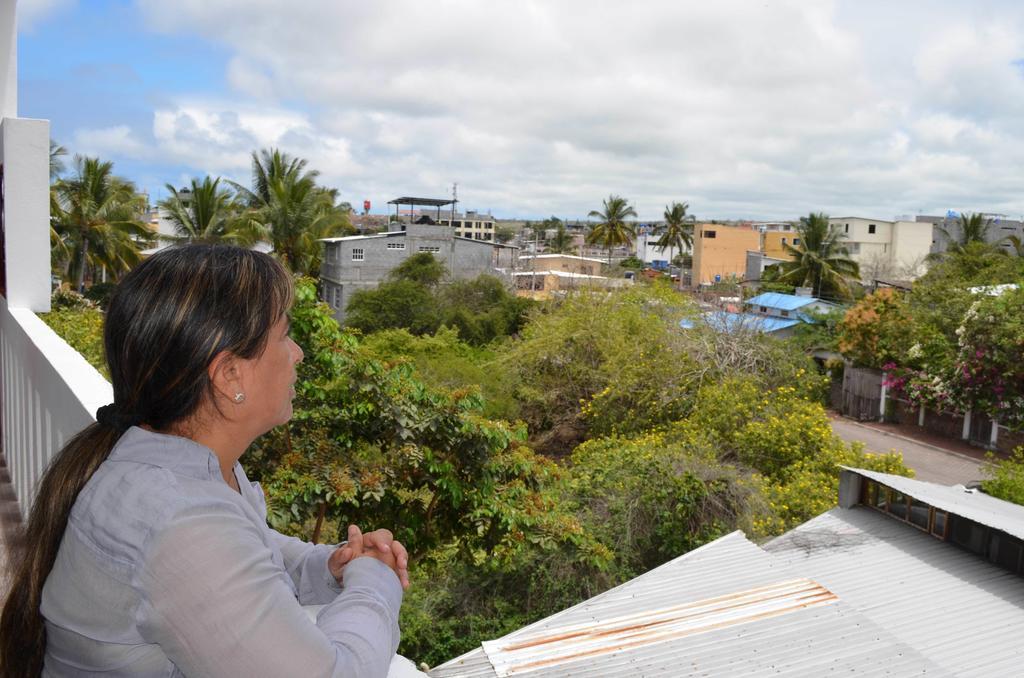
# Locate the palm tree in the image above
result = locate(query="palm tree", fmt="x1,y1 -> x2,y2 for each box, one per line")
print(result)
939,212 -> 995,252
246,173 -> 350,275
232,148 -> 318,208
232,148 -> 351,275
49,139 -> 67,180
777,212 -> 860,300
586,195 -> 637,265
158,176 -> 255,244
1005,234 -> 1024,257
656,201 -> 693,276
51,156 -> 150,291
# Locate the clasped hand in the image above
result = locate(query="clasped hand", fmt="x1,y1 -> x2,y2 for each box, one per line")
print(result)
328,525 -> 410,590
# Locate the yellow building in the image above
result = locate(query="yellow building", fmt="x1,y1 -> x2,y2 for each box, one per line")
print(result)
691,224 -> 761,287
761,229 -> 800,260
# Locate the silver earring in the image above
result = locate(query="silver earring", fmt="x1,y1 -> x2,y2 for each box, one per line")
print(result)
233,392 -> 246,403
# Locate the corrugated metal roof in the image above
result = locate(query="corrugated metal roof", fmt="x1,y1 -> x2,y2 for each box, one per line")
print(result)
843,467 -> 1024,540
511,270 -> 609,280
765,506 -> 1024,678
428,532 -> 944,677
481,579 -> 838,675
679,311 -> 801,334
745,292 -> 820,311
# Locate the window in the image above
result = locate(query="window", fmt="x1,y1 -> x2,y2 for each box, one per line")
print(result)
847,242 -> 860,254
387,242 -> 406,250
759,306 -> 768,313
793,238 -> 800,246
845,223 -> 849,233
418,246 -> 441,253
327,247 -> 339,264
351,248 -> 364,261
780,310 -> 790,317
868,224 -> 876,234
932,510 -> 948,538
781,237 -> 787,245
704,230 -> 717,239
330,285 -> 342,309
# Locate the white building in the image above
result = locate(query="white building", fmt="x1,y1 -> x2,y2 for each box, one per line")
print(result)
634,232 -> 690,269
828,216 -> 932,280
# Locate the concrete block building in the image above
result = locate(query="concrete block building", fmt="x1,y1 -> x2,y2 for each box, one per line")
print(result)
319,222 -> 518,323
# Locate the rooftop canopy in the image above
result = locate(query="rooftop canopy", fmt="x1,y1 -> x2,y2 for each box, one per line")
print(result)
387,197 -> 455,207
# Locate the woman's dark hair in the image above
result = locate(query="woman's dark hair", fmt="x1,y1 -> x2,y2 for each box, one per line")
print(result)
0,244 -> 293,677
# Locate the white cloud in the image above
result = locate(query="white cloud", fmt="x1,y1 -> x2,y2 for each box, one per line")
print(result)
118,0 -> 1024,219
17,0 -> 75,32
73,125 -> 148,159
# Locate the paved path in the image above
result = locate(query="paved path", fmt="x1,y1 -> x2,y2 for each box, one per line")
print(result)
831,417 -> 984,486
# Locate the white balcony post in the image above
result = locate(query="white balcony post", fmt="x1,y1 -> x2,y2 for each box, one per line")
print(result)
990,420 -> 999,449
0,0 -> 16,119
2,116 -> 51,311
918,404 -> 925,427
961,410 -> 972,440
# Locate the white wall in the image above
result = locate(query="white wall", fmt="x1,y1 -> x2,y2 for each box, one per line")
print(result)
2,117 -> 51,311
0,0 -> 15,119
890,221 -> 932,275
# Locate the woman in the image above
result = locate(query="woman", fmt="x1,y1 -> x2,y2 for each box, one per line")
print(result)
0,244 -> 415,677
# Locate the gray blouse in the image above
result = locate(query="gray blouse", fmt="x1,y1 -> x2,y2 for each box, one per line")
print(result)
40,426 -> 402,677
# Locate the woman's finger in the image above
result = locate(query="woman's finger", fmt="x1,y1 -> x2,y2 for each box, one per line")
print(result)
346,524 -> 364,555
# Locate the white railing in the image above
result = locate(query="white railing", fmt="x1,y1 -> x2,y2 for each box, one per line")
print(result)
0,298 -> 111,519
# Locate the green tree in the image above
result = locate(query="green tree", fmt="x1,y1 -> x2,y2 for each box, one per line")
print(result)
937,212 -> 994,254
777,212 -> 860,300
586,195 -> 637,264
981,448 -> 1024,505
49,139 -> 67,180
1005,235 -> 1024,257
234,148 -> 352,275
51,156 -> 150,291
346,279 -> 439,335
392,252 -> 447,286
158,176 -> 253,244
656,201 -> 693,278
254,279 -> 596,562
546,222 -> 575,254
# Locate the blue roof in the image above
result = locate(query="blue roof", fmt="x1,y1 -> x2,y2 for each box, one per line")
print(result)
680,311 -> 801,334
745,292 -> 827,312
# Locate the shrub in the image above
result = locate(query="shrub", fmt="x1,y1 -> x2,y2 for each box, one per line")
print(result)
981,447 -> 1024,505
39,307 -> 107,377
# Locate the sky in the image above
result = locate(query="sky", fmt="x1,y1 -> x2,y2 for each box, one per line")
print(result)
16,0 -> 1024,221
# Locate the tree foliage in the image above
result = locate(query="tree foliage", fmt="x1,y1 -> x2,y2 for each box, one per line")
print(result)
586,195 -> 637,263
777,212 -> 860,300
158,176 -> 255,244
233,148 -> 352,275
656,201 -> 693,270
51,155 -> 150,290
981,447 -> 1024,505
346,255 -> 533,346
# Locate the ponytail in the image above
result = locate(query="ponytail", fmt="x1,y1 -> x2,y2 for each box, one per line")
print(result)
0,423 -> 122,677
